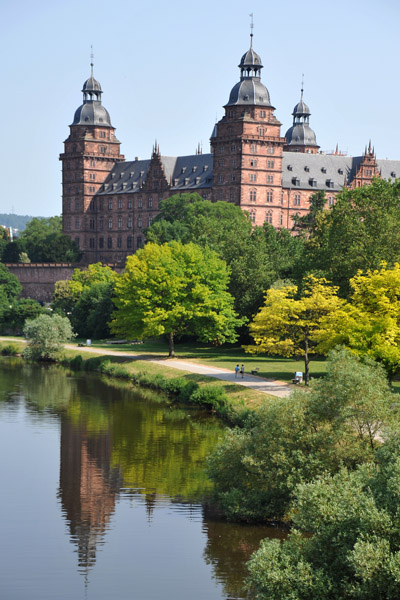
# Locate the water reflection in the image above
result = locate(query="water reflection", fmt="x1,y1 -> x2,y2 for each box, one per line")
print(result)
0,359 -> 281,600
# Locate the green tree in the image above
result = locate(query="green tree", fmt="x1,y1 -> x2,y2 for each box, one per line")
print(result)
245,276 -> 344,383
111,241 -> 244,356
8,299 -> 47,333
146,193 -> 303,321
0,263 -> 22,302
71,282 -> 115,339
208,348 -> 396,522
246,436 -> 400,600
316,262 -> 400,378
23,313 -> 75,361
304,178 -> 400,295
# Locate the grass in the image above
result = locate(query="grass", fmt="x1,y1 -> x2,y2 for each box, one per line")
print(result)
83,337 -> 328,383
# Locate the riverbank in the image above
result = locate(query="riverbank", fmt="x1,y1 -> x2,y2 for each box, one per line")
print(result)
0,337 -> 291,422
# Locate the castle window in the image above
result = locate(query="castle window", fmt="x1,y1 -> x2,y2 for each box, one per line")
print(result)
108,199 -> 113,210
89,238 -> 95,249
228,127 -> 232,135
231,174 -> 236,182
250,173 -> 257,182
249,210 -> 256,223
250,144 -> 258,153
219,160 -> 225,167
128,198 -> 132,209
231,159 -> 237,168
149,216 -> 153,226
99,237 -> 104,248
138,217 -> 142,228
250,189 -> 257,202
66,217 -> 71,230
118,198 -> 123,209
218,190 -> 223,200
137,236 -> 143,249
294,194 -> 301,206
128,216 -> 132,228
118,216 -> 122,229
267,160 -> 274,168
365,169 -> 372,176
328,196 -> 335,206
267,175 -> 274,183
250,159 -> 257,167
266,191 -> 273,203
220,146 -> 225,154
99,131 -> 106,138
259,128 -> 265,136
231,145 -> 236,152
90,159 -> 95,167
100,199 -> 104,211
279,213 -> 283,226
138,197 -> 142,208
74,237 -> 80,247
218,175 -> 224,184
75,217 -> 80,229
267,146 -> 275,154
99,217 -> 104,231
108,217 -> 113,229
99,146 -> 106,154
107,237 -> 112,248
127,236 -> 133,249
89,219 -> 95,230
259,110 -> 266,118
148,197 -> 153,207
230,189 -> 235,202
265,211 -> 273,224
117,236 -> 122,248
228,109 -> 233,118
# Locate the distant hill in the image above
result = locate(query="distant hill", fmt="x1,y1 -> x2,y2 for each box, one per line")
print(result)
0,214 -> 43,232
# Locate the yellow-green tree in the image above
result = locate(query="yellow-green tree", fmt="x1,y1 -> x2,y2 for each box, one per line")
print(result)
316,263 -> 400,378
246,276 -> 344,383
111,241 -> 244,356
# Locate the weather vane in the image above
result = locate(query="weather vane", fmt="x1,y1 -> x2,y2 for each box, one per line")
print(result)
249,13 -> 254,46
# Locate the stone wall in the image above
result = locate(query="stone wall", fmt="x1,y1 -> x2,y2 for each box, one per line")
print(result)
5,263 -> 125,303
5,263 -> 78,303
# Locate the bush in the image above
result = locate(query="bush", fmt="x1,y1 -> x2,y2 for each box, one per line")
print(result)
190,385 -> 228,411
23,314 -> 75,361
0,343 -> 19,356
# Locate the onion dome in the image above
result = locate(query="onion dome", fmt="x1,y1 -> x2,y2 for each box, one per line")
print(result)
226,36 -> 271,107
71,65 -> 112,127
285,87 -> 318,150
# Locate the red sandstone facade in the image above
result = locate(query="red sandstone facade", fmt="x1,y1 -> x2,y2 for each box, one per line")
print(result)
60,41 -> 399,266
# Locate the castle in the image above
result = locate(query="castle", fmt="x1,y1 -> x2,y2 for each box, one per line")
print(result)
60,36 -> 400,265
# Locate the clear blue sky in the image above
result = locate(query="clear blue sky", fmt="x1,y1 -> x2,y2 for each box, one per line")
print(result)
1,0 -> 399,217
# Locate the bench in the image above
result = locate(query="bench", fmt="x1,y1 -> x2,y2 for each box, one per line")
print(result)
250,368 -> 259,375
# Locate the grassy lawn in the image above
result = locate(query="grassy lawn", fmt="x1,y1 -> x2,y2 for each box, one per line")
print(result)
85,337 -> 328,383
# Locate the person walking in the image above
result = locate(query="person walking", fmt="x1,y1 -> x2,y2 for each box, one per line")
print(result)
240,364 -> 245,379
234,364 -> 240,378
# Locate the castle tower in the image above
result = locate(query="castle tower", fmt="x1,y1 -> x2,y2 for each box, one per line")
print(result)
210,34 -> 285,227
350,141 -> 380,188
59,62 -> 124,263
284,85 -> 319,154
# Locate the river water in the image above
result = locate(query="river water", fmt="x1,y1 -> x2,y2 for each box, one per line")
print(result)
0,359 -> 282,600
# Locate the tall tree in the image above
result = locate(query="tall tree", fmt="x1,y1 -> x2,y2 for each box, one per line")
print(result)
304,179 -> 400,295
111,241 -> 244,356
245,276 -> 344,383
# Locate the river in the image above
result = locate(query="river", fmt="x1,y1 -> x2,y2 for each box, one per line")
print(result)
0,358 -> 283,600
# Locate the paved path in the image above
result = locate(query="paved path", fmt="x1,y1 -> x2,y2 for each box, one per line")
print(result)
1,338 -> 293,398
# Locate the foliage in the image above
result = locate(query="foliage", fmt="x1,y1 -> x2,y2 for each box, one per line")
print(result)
245,275 -> 344,383
146,193 -> 303,321
0,343 -> 19,356
303,178 -> 400,296
111,241 -> 244,356
316,262 -> 400,378
23,313 -> 75,361
0,263 -> 22,301
0,213 -> 35,231
207,348 -> 397,522
5,216 -> 82,263
246,436 -> 400,599
7,298 -> 47,333
291,190 -> 327,234
52,263 -> 118,337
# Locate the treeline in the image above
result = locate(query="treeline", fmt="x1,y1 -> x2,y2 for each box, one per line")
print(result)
0,213 -> 37,231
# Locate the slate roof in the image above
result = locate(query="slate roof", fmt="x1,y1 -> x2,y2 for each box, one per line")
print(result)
282,152 -> 400,192
96,154 -> 213,195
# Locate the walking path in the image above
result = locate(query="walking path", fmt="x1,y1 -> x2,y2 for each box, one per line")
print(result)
1,338 -> 293,398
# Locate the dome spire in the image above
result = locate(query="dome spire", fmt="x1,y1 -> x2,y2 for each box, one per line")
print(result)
90,45 -> 94,78
249,13 -> 254,49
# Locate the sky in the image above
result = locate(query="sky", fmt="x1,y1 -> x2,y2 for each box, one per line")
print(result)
1,0 -> 399,217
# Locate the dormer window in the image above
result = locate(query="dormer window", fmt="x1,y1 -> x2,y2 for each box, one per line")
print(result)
326,179 -> 334,188
120,172 -> 124,179
309,178 -> 317,187
391,171 -> 396,177
338,168 -> 344,175
287,165 -> 293,171
321,167 -> 327,173
130,171 -> 134,178
203,165 -> 209,172
292,177 -> 300,186
181,167 -> 187,174
304,166 -> 310,172
192,166 -> 197,173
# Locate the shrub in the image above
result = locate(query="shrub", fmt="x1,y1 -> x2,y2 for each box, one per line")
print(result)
0,343 -> 19,356
190,385 -> 228,411
23,314 -> 75,361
